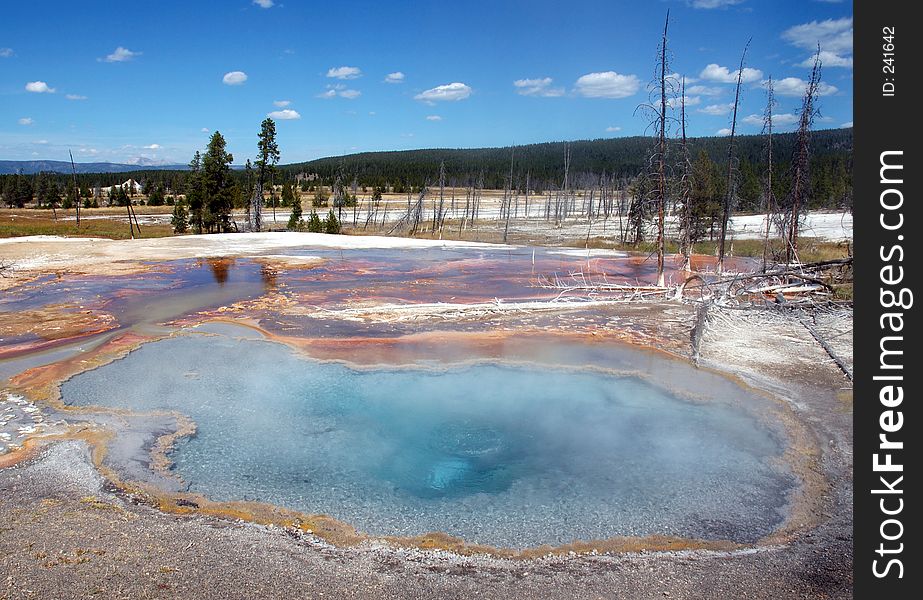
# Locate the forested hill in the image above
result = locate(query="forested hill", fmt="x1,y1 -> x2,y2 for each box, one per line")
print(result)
281,127 -> 853,190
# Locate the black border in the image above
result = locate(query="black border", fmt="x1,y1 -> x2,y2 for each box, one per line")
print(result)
854,1 -> 916,596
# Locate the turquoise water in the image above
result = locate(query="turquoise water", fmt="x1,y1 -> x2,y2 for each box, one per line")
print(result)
61,332 -> 791,548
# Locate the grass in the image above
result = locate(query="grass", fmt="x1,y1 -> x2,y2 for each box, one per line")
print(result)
1,210 -> 173,240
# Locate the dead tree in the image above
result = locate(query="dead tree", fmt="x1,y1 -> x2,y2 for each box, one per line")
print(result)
653,11 -> 670,286
761,76 -> 777,272
678,77 -> 693,271
635,11 -> 674,284
69,150 -> 80,226
785,48 -> 822,265
717,40 -> 750,275
503,147 -> 515,242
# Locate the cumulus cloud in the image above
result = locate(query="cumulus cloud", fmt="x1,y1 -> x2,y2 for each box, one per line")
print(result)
223,71 -> 248,85
0,48 -> 13,58
742,113 -> 799,126
782,17 -> 852,68
201,127 -> 210,133
253,0 -> 274,8
574,71 -> 640,99
841,121 -> 853,128
318,84 -> 360,99
385,71 -> 405,84
273,100 -> 291,107
327,66 -> 362,80
605,126 -> 622,133
143,144 -> 162,149
25,81 -> 55,93
799,50 -> 852,68
65,94 -> 88,100
414,82 -> 472,102
687,84 -> 724,96
690,0 -> 744,8
716,128 -> 733,136
699,63 -> 763,84
698,102 -> 735,116
268,109 -> 301,120
101,46 -> 140,63
513,77 -> 565,97
425,115 -> 443,121
670,95 -> 701,108
18,117 -> 34,125
768,76 -> 838,97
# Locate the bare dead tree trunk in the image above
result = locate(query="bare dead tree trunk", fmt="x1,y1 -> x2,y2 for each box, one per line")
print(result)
654,10 -> 669,286
69,150 -> 80,227
679,77 -> 693,272
717,40 -> 750,275
787,48 -> 822,265
761,76 -> 776,272
503,147 -> 515,243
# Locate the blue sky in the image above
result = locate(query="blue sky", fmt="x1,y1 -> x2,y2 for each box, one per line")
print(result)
1,0 -> 853,165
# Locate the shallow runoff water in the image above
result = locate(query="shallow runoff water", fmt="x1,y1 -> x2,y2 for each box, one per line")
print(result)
61,331 -> 791,549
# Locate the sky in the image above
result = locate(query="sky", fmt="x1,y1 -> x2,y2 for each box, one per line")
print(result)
1,0 -> 853,166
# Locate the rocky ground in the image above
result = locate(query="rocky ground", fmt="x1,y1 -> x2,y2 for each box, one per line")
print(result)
0,234 -> 853,599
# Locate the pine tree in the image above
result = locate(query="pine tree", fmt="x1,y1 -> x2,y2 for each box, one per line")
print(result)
201,131 -> 234,232
172,200 -> 189,233
324,209 -> 341,234
253,118 -> 280,231
306,211 -> 322,233
287,194 -> 303,230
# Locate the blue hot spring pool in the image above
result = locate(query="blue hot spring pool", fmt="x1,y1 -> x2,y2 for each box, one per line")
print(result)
61,331 -> 792,549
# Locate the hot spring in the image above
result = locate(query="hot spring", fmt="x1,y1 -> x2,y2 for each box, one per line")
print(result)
60,329 -> 792,549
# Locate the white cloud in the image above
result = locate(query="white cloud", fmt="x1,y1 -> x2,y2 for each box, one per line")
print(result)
687,84 -> 724,96
574,71 -> 640,99
338,89 -> 361,99
698,102 -> 735,116
690,0 -> 744,8
425,115 -> 443,121
742,113 -> 799,126
415,82 -> 472,102
268,109 -> 301,120
273,99 -> 291,107
222,71 -> 248,85
17,117 -> 34,126
0,48 -> 13,58
782,17 -> 852,69
25,81 -> 55,93
769,76 -> 838,97
841,121 -> 853,128
317,89 -> 337,99
65,94 -> 88,100
34,139 -> 49,144
716,128 -> 733,136
513,77 -> 565,97
385,71 -> 405,84
782,17 -> 852,55
699,63 -> 763,84
799,50 -> 852,68
201,127 -> 210,133
101,46 -> 140,63
669,95 -> 701,108
253,0 -> 274,8
327,66 -> 362,80
605,126 -> 622,133
143,144 -> 162,150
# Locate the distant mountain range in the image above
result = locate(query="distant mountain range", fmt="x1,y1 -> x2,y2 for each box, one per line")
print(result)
0,160 -> 189,175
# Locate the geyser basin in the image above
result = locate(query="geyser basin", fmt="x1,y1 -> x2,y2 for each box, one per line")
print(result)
61,331 -> 792,549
